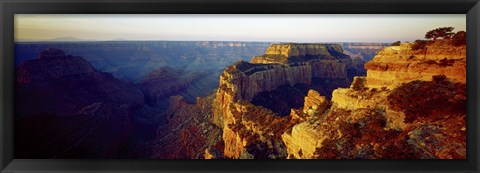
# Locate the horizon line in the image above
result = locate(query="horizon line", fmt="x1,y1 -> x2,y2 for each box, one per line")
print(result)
14,39 -> 393,44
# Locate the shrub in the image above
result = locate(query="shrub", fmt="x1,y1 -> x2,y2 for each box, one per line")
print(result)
412,40 -> 428,50
387,77 -> 466,123
351,77 -> 367,91
432,74 -> 447,82
312,108 -> 416,159
438,58 -> 454,67
425,27 -> 455,40
425,60 -> 436,65
451,31 -> 466,46
391,41 -> 401,46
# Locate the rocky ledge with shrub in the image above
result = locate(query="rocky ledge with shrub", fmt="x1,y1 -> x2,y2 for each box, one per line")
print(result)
282,30 -> 466,159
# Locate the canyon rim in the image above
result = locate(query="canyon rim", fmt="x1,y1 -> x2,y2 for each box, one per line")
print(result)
14,15 -> 466,159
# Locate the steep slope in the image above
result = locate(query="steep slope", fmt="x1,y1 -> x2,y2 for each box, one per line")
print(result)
15,48 -> 145,158
212,43 -> 353,158
282,40 -> 466,159
364,41 -> 466,89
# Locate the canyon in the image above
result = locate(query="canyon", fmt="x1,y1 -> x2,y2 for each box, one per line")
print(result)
152,40 -> 465,159
15,48 -> 145,158
14,41 -> 271,82
212,43 -> 355,158
14,39 -> 465,159
15,41 -> 386,105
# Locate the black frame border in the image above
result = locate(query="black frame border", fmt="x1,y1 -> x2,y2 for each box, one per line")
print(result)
1,0 -> 479,172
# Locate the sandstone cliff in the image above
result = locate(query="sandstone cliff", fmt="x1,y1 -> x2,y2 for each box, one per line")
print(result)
134,40 -> 465,159
250,43 -> 347,64
281,40 -> 466,159
364,41 -> 466,89
212,43 -> 352,158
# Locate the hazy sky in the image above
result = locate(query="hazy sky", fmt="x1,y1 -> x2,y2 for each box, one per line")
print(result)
15,14 -> 466,43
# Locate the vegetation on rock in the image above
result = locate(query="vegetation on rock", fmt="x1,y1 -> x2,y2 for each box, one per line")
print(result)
425,27 -> 455,40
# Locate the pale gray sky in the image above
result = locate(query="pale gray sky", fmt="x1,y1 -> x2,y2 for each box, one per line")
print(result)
15,14 -> 466,43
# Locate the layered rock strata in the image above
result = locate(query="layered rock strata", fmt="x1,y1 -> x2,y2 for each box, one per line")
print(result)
212,43 -> 352,158
364,41 -> 466,89
281,40 -> 466,159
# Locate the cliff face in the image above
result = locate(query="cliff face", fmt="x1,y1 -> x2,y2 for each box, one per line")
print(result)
282,40 -> 466,159
251,44 -> 346,64
364,41 -> 466,89
15,48 -> 145,158
212,43 -> 352,158
218,60 -> 347,102
281,89 -> 329,158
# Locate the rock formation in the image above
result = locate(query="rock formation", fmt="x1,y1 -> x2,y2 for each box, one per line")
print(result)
302,90 -> 329,118
364,41 -> 466,89
212,43 -> 353,158
281,40 -> 466,159
15,48 -> 146,158
16,48 -> 144,116
15,39 -> 465,159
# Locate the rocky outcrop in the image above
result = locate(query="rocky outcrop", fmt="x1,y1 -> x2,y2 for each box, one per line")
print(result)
15,48 -> 145,158
219,60 -> 347,102
212,43 -> 352,158
218,43 -> 350,105
16,48 -> 144,116
302,90 -> 329,118
281,40 -> 466,159
281,108 -> 319,159
251,43 -> 347,64
364,41 -> 466,89
17,48 -> 96,85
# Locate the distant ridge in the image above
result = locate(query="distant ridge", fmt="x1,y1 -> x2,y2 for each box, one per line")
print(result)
16,37 -> 98,42
45,37 -> 95,42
